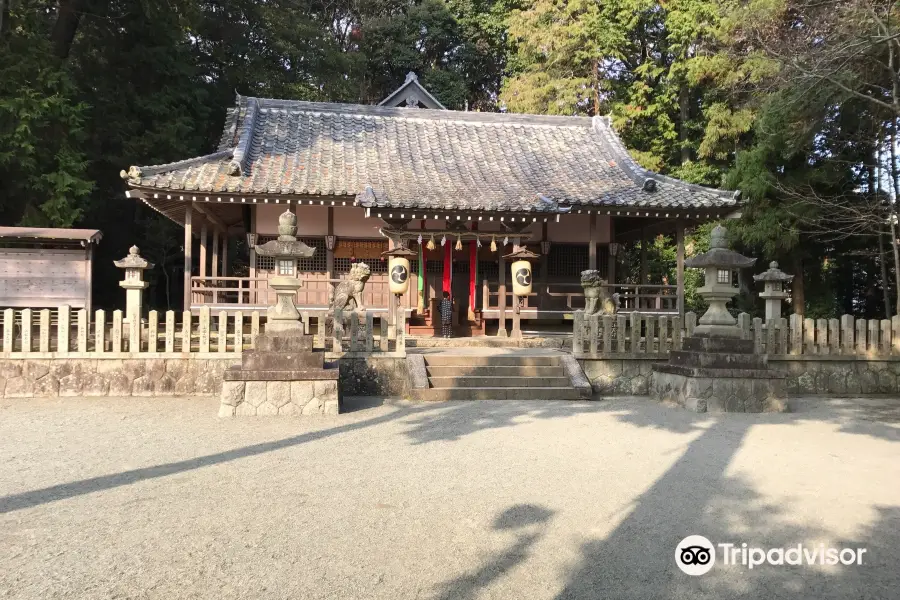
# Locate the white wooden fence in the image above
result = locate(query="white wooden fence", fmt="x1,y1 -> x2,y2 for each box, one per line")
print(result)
573,310 -> 900,358
0,306 -> 407,357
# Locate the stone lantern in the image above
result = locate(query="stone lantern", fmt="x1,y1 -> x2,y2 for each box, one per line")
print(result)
383,245 -> 417,296
753,261 -> 793,322
684,224 -> 756,337
254,210 -> 316,333
114,245 -> 153,326
503,247 -> 540,297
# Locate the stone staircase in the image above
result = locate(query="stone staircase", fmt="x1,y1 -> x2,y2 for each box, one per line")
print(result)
409,352 -> 591,401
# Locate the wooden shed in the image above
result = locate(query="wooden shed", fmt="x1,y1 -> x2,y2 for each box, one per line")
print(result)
0,227 -> 102,314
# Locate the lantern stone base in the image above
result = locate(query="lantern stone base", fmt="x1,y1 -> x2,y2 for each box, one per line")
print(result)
650,336 -> 788,413
218,330 -> 340,417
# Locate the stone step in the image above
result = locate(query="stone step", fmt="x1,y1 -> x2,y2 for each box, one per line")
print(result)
425,365 -> 567,378
428,376 -> 572,388
423,355 -> 561,367
414,387 -> 584,401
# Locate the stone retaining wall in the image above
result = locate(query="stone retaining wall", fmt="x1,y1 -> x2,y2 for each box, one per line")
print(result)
338,357 -> 409,397
579,355 -> 900,397
0,357 -> 238,398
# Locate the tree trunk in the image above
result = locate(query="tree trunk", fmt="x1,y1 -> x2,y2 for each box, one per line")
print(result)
679,81 -> 690,164
888,119 -> 900,315
592,59 -> 600,116
880,229 -> 891,319
51,0 -> 84,59
790,254 -> 804,316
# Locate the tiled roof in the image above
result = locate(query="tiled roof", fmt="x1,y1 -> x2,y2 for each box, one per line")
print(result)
124,95 -> 739,213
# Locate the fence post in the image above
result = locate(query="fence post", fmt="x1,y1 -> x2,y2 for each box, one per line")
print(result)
767,318 -> 778,355
217,311 -> 227,353
165,311 -> 175,353
199,306 -> 210,353
629,311 -> 641,353
21,308 -> 32,353
95,309 -> 106,354
77,309 -> 88,353
616,315 -> 626,353
778,317 -> 788,355
233,311 -> 243,353
868,319 -> 879,354
790,313 -> 803,354
881,319 -> 891,355
738,313 -> 751,340
148,310 -> 158,353
112,310 -> 123,353
589,314 -> 599,357
893,315 -> 900,355
396,306 -> 406,356
365,311 -> 375,352
672,316 -> 683,350
828,318 -> 840,356
645,314 -> 656,354
38,309 -> 50,353
333,308 -> 343,353
602,314 -> 613,354
128,309 -> 141,354
58,305 -> 70,354
815,319 -> 828,355
855,319 -> 867,355
657,315 -> 668,354
573,310 -> 584,356
685,311 -> 697,338
804,318 -> 815,354
251,311 -> 260,349
2,308 -> 13,353
181,310 -> 192,353
301,311 -> 310,336
380,314 -> 389,352
349,310 -> 360,352
752,317 -> 763,354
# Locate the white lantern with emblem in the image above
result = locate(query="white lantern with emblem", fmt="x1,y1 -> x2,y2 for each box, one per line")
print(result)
504,248 -> 540,297
383,246 -> 416,296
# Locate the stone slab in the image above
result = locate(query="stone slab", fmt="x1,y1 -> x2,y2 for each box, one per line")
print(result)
223,368 -> 339,381
240,351 -> 324,370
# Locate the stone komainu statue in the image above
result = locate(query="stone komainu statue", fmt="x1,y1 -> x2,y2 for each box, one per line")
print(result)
330,262 -> 371,312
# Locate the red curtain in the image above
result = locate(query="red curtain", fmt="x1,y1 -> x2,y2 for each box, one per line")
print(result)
469,240 -> 477,313
442,241 -> 452,293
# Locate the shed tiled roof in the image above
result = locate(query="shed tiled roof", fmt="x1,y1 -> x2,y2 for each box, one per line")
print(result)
123,95 -> 739,214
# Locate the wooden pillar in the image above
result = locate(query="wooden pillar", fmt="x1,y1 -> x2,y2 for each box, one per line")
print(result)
183,203 -> 193,311
540,222 -> 549,310
211,228 -> 219,278
588,213 -> 597,270
199,222 -> 208,278
607,218 -> 617,284
222,234 -> 229,277
249,206 -> 257,304
639,227 -> 648,283
676,220 -> 685,319
326,207 -> 335,280
498,252 -> 507,337
85,243 -> 94,317
388,237 -> 397,337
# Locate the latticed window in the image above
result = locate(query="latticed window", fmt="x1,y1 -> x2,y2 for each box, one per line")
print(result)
335,258 -> 389,273
255,237 -> 327,272
547,244 -> 594,278
478,261 -> 499,281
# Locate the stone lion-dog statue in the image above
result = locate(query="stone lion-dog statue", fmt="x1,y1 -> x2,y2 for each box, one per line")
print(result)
330,262 -> 371,312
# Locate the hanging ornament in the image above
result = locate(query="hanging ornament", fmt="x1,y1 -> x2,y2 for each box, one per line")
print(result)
440,235 -> 446,247
417,234 -> 423,245
427,235 -> 435,250
490,236 -> 497,252
455,235 -> 462,251
477,237 -> 482,248
503,236 -> 509,247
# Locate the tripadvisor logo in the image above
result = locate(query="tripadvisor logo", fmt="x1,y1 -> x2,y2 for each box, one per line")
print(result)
675,536 -> 867,576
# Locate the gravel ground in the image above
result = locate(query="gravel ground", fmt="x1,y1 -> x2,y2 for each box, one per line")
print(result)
1,395 -> 899,600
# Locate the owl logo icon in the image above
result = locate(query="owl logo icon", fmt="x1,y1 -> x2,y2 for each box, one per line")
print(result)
391,264 -> 408,284
675,535 -> 715,575
515,268 -> 531,287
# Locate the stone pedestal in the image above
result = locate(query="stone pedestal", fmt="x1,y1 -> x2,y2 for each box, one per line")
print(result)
650,336 -> 787,413
219,330 -> 340,417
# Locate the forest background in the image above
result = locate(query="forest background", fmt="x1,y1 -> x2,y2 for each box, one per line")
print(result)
2,0 -> 898,318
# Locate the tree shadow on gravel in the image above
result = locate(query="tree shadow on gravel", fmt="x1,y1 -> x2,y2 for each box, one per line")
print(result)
551,408 -> 900,600
430,503 -> 554,600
